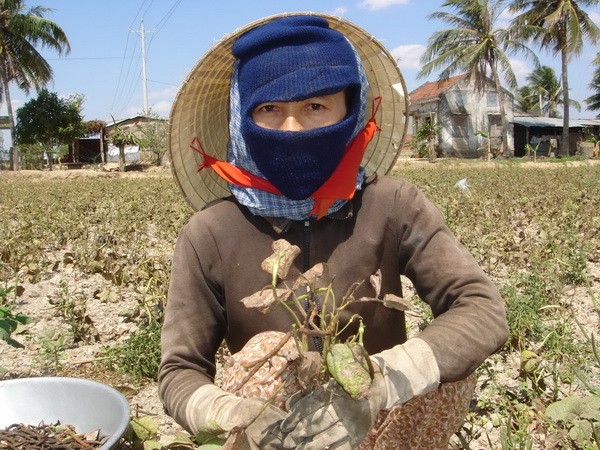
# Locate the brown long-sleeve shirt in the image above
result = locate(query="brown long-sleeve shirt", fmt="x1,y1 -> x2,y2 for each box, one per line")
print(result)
158,175 -> 508,430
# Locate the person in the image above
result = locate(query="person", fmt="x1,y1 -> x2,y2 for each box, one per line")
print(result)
159,13 -> 509,449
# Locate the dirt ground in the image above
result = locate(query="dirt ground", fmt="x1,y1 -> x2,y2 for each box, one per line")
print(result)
1,159 -> 599,448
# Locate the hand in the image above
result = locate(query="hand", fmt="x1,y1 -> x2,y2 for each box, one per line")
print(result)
186,384 -> 286,449
279,365 -> 387,450
226,397 -> 287,449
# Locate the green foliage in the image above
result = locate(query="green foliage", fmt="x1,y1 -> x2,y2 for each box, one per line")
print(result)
0,0 -> 71,170
395,163 -> 600,448
0,305 -> 31,346
101,323 -> 162,380
34,326 -> 71,372
411,116 -> 442,158
2,164 -> 600,448
546,395 -> 600,447
516,85 -> 537,113
107,118 -> 143,172
586,52 -> 600,115
51,281 -> 98,343
15,90 -> 86,151
525,66 -> 582,118
18,142 -> 47,169
138,111 -> 168,165
0,284 -> 30,348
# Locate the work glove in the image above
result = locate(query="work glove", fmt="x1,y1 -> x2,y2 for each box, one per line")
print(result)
280,363 -> 387,450
185,384 -> 285,449
280,338 -> 440,450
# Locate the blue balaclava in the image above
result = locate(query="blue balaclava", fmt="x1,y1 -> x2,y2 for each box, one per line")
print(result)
231,16 -> 362,200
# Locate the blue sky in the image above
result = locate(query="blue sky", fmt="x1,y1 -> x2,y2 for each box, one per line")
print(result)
6,0 -> 600,123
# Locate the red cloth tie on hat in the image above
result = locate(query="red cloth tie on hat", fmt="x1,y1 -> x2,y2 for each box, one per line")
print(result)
191,97 -> 382,220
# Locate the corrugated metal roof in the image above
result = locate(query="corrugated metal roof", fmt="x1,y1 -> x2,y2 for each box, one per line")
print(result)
513,116 -> 600,128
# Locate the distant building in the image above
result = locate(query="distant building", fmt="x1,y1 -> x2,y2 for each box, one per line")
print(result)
68,115 -> 166,164
512,114 -> 600,157
409,74 -> 514,157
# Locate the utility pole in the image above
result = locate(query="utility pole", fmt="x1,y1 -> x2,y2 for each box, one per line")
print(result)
131,19 -> 154,115
140,19 -> 148,114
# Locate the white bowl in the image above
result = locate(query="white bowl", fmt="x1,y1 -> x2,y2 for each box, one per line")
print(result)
0,377 -> 130,449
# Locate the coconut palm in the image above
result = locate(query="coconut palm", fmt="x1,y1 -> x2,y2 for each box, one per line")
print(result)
585,53 -> 600,116
509,0 -> 600,155
419,0 -> 539,156
0,0 -> 71,170
515,85 -> 538,113
526,65 -> 581,118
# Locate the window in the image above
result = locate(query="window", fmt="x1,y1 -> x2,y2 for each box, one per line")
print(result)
454,91 -> 467,106
452,115 -> 469,138
487,92 -> 498,108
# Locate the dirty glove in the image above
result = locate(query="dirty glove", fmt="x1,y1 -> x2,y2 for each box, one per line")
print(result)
185,384 -> 285,449
280,363 -> 387,450
371,337 -> 440,409
280,338 -> 440,449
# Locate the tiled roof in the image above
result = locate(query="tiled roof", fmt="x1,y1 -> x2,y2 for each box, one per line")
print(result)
409,74 -> 467,103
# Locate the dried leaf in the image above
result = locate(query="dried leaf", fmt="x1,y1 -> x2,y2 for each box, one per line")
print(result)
369,269 -> 382,298
82,429 -> 101,441
222,429 -> 249,450
261,240 -> 301,280
296,351 -> 323,389
241,287 -> 292,314
292,263 -> 328,290
382,293 -> 412,311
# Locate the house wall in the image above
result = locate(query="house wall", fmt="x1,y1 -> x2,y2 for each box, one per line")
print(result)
438,81 -> 514,157
514,124 -> 600,157
104,117 -> 167,163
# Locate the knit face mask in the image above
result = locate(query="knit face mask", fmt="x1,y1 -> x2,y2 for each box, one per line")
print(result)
232,15 -> 362,200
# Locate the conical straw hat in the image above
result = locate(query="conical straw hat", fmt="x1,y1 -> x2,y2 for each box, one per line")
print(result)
169,12 -> 410,211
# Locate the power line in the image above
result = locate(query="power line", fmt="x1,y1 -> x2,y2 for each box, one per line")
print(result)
111,34 -> 140,117
112,1 -> 182,118
46,56 -> 136,61
147,78 -> 179,87
147,0 -> 183,52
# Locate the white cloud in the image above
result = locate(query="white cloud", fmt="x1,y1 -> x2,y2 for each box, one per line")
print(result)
150,100 -> 172,118
589,11 -> 600,25
390,44 -> 426,70
148,86 -> 178,100
358,0 -> 409,11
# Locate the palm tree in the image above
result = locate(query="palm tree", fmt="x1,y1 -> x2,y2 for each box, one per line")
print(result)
0,0 -> 71,170
509,0 -> 600,156
515,85 -> 537,113
585,53 -> 600,116
419,0 -> 538,156
107,122 -> 141,172
526,65 -> 581,118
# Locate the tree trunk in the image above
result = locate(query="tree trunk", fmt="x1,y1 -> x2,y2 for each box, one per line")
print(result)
100,128 -> 105,164
1,65 -> 18,171
559,48 -> 570,157
119,144 -> 126,172
491,63 -> 512,157
428,139 -> 437,163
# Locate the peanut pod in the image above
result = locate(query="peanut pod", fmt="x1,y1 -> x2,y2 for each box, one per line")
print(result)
326,342 -> 373,399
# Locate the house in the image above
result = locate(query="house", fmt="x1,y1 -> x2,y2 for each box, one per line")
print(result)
409,74 -> 515,157
512,114 -> 600,157
68,115 -> 167,165
103,115 -> 167,163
